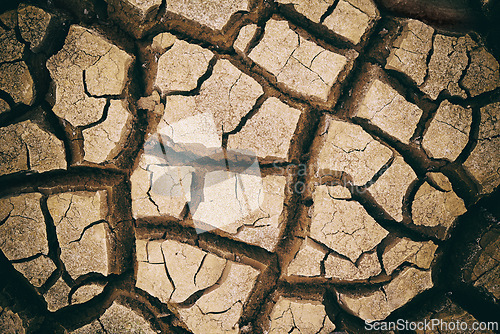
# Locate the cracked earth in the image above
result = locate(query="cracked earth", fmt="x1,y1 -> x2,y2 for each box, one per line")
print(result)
0,0 -> 499,333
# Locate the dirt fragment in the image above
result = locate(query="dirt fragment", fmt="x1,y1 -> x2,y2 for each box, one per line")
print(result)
166,0 -> 249,30
234,24 -> 258,53
154,38 -> 213,95
178,262 -> 260,334
13,256 -> 56,288
420,34 -> 474,99
17,4 -> 53,52
470,230 -> 500,299
422,101 -> 472,161
71,301 -> 156,333
44,277 -> 71,312
47,25 -> 133,127
0,193 -> 48,261
227,97 -> 301,162
464,102 -> 500,194
462,47 -> 500,97
0,307 -> 25,334
267,296 -> 336,333
151,32 -> 176,54
324,0 -> 378,44
277,0 -> 335,23
337,267 -> 433,321
385,19 -> 434,85
382,237 -> 438,275
0,98 -> 9,113
0,120 -> 66,175
356,79 -> 422,144
71,284 -> 104,305
325,250 -> 381,281
47,191 -> 109,278
0,26 -> 24,62
287,238 -> 325,277
369,156 -> 416,222
412,173 -> 466,239
414,297 -> 495,334
316,118 -> 393,186
0,62 -> 35,106
310,185 -> 388,262
82,100 -> 132,163
249,19 -> 348,101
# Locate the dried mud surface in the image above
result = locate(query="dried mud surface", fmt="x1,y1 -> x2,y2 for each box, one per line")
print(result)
0,0 -> 499,333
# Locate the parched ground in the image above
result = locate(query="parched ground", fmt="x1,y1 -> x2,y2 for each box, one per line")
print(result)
0,0 -> 499,333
